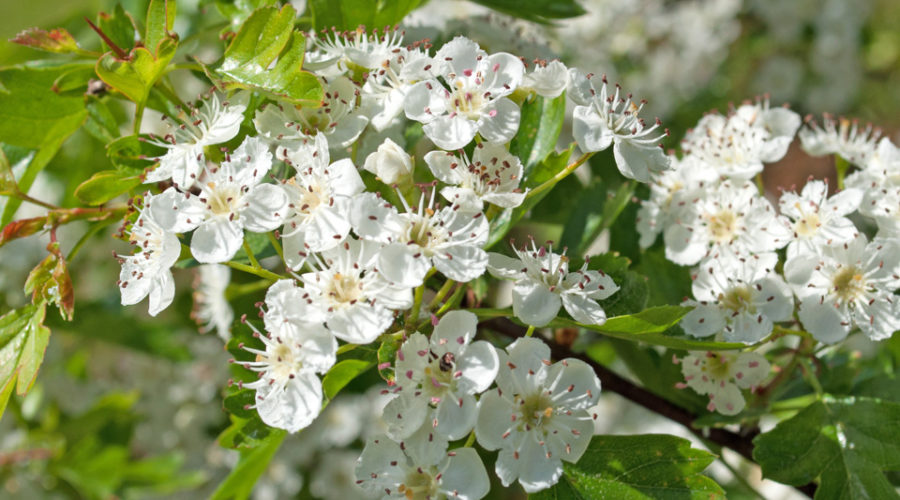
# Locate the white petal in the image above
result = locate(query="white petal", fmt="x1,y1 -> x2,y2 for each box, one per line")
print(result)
435,36 -> 482,77
512,280 -> 561,327
404,81 -> 444,123
478,98 -> 521,145
475,390 -> 515,451
241,183 -> 288,232
455,340 -> 499,395
438,447 -> 491,500
613,138 -> 670,183
148,188 -> 204,233
708,382 -> 745,416
255,372 -> 322,433
326,303 -> 394,344
561,293 -> 608,325
798,297 -> 851,344
547,358 -> 601,410
483,52 -> 525,93
191,218 -> 244,263
681,305 -> 727,338
424,150 -> 464,185
433,244 -> 488,283
432,310 -> 478,347
382,393 -> 428,440
424,115 -> 478,150
515,437 -> 564,493
573,105 -> 613,153
487,252 -> 525,280
147,270 -> 175,316
378,242 -> 432,287
435,393 -> 477,440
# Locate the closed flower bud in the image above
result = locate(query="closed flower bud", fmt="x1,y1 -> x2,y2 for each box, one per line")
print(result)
363,138 -> 413,184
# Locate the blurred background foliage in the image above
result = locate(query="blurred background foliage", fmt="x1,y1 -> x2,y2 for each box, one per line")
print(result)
0,0 -> 898,499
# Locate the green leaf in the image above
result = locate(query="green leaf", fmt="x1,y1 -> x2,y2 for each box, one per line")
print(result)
74,170 -> 143,206
322,359 -> 374,400
218,414 -> 274,450
98,4 -> 138,53
753,396 -> 900,499
223,389 -> 257,419
210,429 -> 287,500
145,0 -> 177,56
84,96 -> 120,144
471,0 -> 585,24
510,93 -> 566,175
583,253 -> 648,318
9,28 -> 82,54
95,39 -> 177,106
530,434 -> 724,499
635,247 -> 692,307
0,148 -> 14,195
216,6 -> 323,104
377,337 -> 400,383
0,64 -> 89,149
0,303 -> 51,418
106,135 -> 164,173
309,0 -> 424,31
553,306 -> 745,351
215,0 -> 281,31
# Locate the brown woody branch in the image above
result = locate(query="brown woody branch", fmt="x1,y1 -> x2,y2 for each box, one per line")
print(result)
479,317 -> 817,499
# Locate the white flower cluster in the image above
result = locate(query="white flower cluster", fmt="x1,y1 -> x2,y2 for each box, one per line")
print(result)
110,31 -> 641,495
636,105 -> 900,413
356,312 -> 602,495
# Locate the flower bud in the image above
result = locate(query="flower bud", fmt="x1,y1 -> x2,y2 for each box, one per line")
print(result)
363,138 -> 412,184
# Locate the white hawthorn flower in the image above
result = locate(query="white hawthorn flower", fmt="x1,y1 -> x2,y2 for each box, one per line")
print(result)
521,60 -> 568,98
799,114 -> 882,167
351,190 -> 490,287
361,46 -> 434,131
148,136 -> 288,263
784,235 -> 900,344
355,430 -> 490,500
307,26 -> 405,74
382,311 -> 499,441
681,253 -> 793,344
845,137 -> 900,191
191,264 -> 234,341
146,91 -> 248,188
663,180 -> 790,266
237,284 -> 337,432
778,180 -> 862,259
260,280 -> 335,367
116,194 -> 181,316
476,337 -> 600,493
569,69 -> 670,182
487,242 -> 618,327
425,142 -> 526,211
299,238 -> 412,344
363,138 -> 414,185
254,76 -> 369,151
280,134 -> 365,270
636,155 -> 719,249
404,36 -> 525,150
680,99 -> 800,180
677,351 -> 769,416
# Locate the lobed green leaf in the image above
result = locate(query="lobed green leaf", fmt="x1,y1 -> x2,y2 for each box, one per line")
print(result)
530,434 -> 724,499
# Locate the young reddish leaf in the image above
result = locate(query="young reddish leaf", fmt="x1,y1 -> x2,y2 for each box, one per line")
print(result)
24,241 -> 75,321
0,216 -> 48,247
10,27 -> 81,54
